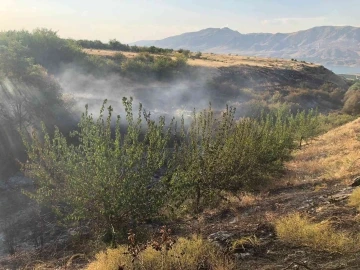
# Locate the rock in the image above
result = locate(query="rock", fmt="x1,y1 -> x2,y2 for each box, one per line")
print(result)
351,176 -> 360,187
207,231 -> 234,249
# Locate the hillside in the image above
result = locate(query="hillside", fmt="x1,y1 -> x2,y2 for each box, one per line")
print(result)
1,29 -> 360,270
86,117 -> 360,269
133,26 -> 360,69
2,114 -> 359,269
192,116 -> 360,269
85,49 -> 349,113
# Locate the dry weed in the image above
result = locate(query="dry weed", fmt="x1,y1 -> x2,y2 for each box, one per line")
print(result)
348,187 -> 360,210
275,213 -> 360,253
286,118 -> 360,184
86,234 -> 235,270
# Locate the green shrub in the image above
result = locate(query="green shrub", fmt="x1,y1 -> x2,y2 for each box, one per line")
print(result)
22,98 -> 174,242
121,53 -> 187,80
168,105 -> 296,213
317,112 -> 356,134
0,29 -> 85,73
289,108 -> 319,147
194,52 -> 202,59
343,82 -> 360,115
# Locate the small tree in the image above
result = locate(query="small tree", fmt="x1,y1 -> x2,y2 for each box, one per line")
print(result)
194,52 -> 202,59
168,105 -> 295,213
22,98 -> 174,242
290,108 -> 319,148
343,82 -> 360,115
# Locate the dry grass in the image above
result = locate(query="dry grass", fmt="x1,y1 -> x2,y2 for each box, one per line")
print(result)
349,187 -> 360,210
188,53 -> 319,69
84,49 -> 319,70
231,235 -> 260,252
275,213 -> 360,253
86,236 -> 235,270
285,117 -> 360,184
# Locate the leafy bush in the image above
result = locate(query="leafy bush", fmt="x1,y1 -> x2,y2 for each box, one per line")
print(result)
343,82 -> 360,115
121,53 -> 187,80
289,108 -> 319,147
275,213 -> 360,253
317,112 -> 356,134
177,49 -> 191,58
168,105 -> 296,213
0,33 -> 74,177
22,98 -> 174,241
0,29 -> 85,73
193,52 -> 202,59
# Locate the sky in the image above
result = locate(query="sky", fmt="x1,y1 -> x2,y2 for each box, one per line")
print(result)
1,0 -> 360,43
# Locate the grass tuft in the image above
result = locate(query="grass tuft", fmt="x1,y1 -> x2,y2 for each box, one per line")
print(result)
86,235 -> 235,270
349,187 -> 360,210
231,235 -> 260,252
275,213 -> 360,253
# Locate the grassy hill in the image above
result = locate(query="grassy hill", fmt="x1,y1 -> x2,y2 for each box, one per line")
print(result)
84,49 -> 349,114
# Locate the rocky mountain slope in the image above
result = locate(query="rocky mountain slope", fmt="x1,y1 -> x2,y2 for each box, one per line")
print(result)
134,26 -> 360,68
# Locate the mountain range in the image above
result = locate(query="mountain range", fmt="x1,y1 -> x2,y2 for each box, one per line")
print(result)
133,26 -> 360,71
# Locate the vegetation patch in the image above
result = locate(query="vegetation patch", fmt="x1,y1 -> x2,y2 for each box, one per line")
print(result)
348,187 -> 360,210
86,235 -> 234,270
275,213 -> 360,253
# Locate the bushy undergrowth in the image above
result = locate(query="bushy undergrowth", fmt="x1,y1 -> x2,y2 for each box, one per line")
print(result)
317,112 -> 357,134
275,213 -> 360,253
23,98 -> 173,244
22,98 -> 320,240
121,53 -> 188,80
86,235 -> 234,270
343,82 -> 360,115
0,29 -> 190,80
0,29 -> 75,177
169,105 -> 297,213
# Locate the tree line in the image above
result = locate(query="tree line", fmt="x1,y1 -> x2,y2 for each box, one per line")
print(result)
77,39 -> 175,54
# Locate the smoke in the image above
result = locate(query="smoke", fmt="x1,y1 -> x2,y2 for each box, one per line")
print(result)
57,64 -> 223,123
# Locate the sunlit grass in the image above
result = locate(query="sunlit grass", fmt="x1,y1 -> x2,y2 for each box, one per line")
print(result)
349,187 -> 360,210
285,117 -> 360,184
86,235 -> 235,270
275,213 -> 360,253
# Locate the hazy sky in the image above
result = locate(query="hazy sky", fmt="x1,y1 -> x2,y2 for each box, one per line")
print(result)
1,0 -> 360,43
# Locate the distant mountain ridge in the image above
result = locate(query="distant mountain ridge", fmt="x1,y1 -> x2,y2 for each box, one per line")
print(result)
133,26 -> 360,69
